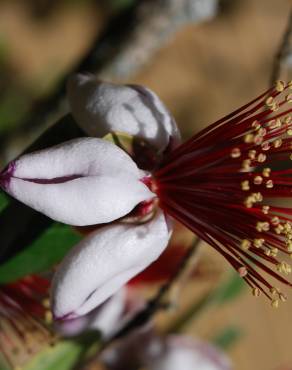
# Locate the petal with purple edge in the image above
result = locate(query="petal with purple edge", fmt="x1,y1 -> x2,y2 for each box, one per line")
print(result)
2,138 -> 153,225
51,210 -> 171,318
67,74 -> 181,152
56,288 -> 126,339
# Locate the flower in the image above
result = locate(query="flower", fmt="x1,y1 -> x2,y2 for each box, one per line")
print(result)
0,75 -> 177,320
101,329 -> 232,370
0,276 -> 53,369
154,80 -> 292,305
2,76 -> 292,319
56,287 -> 145,340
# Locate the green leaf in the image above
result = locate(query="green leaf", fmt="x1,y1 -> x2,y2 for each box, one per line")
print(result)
0,224 -> 81,283
212,326 -> 242,350
24,341 -> 84,370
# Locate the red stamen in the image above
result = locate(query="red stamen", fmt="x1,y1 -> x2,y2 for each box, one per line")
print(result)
154,81 -> 292,304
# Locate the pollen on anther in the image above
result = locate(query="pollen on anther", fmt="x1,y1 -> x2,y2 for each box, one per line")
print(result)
266,180 -> 274,188
256,222 -> 270,232
254,176 -> 263,185
257,153 -> 266,163
273,139 -> 282,148
241,239 -> 251,250
262,205 -> 270,214
241,180 -> 250,191
262,168 -> 271,177
231,148 -> 241,158
248,150 -> 257,159
253,238 -> 265,248
271,216 -> 280,226
252,287 -> 261,297
238,266 -> 248,277
275,80 -> 285,92
271,299 -> 279,308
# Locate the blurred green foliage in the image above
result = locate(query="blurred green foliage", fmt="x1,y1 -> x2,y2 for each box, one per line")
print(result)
0,223 -> 81,283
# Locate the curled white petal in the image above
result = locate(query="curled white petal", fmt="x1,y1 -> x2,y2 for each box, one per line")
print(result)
67,74 -> 181,151
52,210 -> 171,319
4,138 -> 153,225
56,288 -> 126,339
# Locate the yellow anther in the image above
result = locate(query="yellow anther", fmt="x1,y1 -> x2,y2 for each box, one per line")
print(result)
261,142 -> 270,151
290,154 -> 292,160
254,135 -> 264,145
256,221 -> 270,232
287,241 -> 292,252
262,205 -> 270,214
241,159 -> 251,171
262,168 -> 271,177
42,298 -> 50,309
277,262 -> 291,275
266,180 -> 274,188
266,96 -> 274,107
253,238 -> 265,248
286,93 -> 292,103
254,176 -> 263,185
257,153 -> 266,163
241,239 -> 251,250
258,128 -> 267,136
271,247 -> 279,257
265,249 -> 271,256
288,80 -> 292,89
287,129 -> 292,136
248,150 -> 257,159
273,139 -> 282,148
270,287 -> 278,295
244,134 -> 254,144
252,287 -> 261,297
274,224 -> 284,234
241,180 -> 250,191
238,266 -> 248,277
45,310 -> 53,324
271,299 -> 279,308
271,216 -> 280,226
231,148 -> 241,158
284,116 -> 291,124
271,102 -> 279,111
254,192 -> 263,202
275,80 -> 285,92
252,120 -> 261,130
279,293 -> 287,302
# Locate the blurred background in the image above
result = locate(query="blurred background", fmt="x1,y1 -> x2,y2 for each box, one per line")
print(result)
0,0 -> 291,369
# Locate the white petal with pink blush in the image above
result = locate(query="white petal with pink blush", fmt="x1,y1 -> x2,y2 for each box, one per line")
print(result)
151,336 -> 232,370
67,74 -> 181,152
2,138 -> 153,226
56,288 -> 126,339
51,210 -> 171,319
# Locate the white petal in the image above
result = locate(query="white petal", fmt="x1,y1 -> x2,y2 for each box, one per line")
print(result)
56,289 -> 126,338
52,210 -> 171,318
151,336 -> 232,370
4,138 -> 153,225
8,175 -> 151,226
13,137 -> 139,179
67,74 -> 181,151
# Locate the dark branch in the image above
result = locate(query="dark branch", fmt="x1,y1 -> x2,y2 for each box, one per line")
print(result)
270,8 -> 292,86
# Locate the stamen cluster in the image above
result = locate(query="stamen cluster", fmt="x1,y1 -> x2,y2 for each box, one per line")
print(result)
155,81 -> 292,306
0,276 -> 53,368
